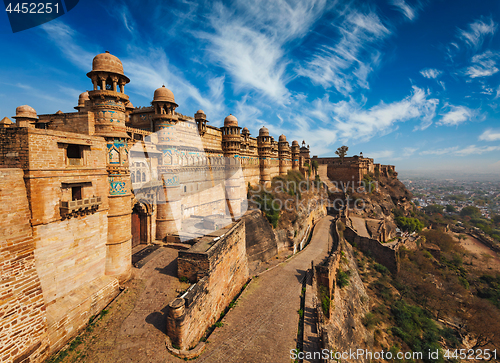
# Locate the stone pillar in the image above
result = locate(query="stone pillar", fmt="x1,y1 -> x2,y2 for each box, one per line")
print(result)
156,168 -> 181,240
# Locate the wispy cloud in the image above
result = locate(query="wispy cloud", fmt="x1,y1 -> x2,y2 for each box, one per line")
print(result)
403,147 -> 418,157
369,150 -> 394,159
457,17 -> 497,51
464,50 -> 499,78
420,68 -> 442,79
297,7 -> 390,95
419,145 -> 500,157
198,0 -> 326,102
479,128 -> 500,142
40,21 -> 97,71
437,105 -> 476,126
312,86 -> 438,140
420,147 -> 459,156
391,0 -> 421,21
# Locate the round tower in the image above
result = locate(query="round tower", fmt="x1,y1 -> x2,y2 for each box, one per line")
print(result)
87,51 -> 132,282
151,86 -> 182,240
195,110 -> 208,136
278,134 -> 291,176
221,114 -> 243,219
13,105 -> 38,128
257,126 -> 272,184
74,92 -> 90,112
291,140 -> 300,171
221,114 -> 241,158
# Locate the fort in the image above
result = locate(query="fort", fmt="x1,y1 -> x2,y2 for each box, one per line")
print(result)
0,52 -> 398,362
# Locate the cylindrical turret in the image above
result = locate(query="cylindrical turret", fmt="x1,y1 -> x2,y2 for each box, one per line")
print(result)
13,105 -> 38,128
278,134 -> 291,176
87,51 -> 132,282
291,140 -> 300,171
151,86 -> 182,240
221,114 -> 241,158
257,126 -> 272,184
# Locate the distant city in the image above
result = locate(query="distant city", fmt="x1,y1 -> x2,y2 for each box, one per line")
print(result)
401,178 -> 500,218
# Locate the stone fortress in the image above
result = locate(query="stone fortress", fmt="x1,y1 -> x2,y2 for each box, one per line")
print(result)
0,51 -> 314,362
0,52 -> 397,361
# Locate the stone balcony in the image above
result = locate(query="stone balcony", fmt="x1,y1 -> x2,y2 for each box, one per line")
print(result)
60,196 -> 102,218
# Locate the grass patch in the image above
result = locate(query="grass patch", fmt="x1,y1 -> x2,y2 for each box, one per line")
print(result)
336,269 -> 350,288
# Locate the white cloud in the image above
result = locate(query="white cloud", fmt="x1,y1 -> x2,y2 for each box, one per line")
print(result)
420,68 -> 442,79
122,47 -> 226,121
297,8 -> 390,95
479,129 -> 500,142
455,145 -> 500,156
198,0 -> 326,102
391,0 -> 420,21
420,147 -> 459,156
369,150 -> 394,159
40,21 -> 97,71
311,86 -> 438,140
457,17 -> 497,50
437,105 -> 475,126
403,147 -> 418,157
421,144 -> 500,157
464,50 -> 499,78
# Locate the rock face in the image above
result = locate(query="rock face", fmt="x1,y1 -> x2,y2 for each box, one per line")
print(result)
242,210 -> 279,263
325,241 -> 373,362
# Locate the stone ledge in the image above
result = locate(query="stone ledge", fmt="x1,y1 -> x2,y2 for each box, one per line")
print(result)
165,336 -> 205,359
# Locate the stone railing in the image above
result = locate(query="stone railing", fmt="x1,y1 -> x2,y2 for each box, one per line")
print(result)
60,197 -> 102,218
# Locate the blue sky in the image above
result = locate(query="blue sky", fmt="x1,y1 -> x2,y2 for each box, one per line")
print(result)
0,0 -> 499,176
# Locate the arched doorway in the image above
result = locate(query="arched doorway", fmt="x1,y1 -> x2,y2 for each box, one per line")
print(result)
132,203 -> 148,248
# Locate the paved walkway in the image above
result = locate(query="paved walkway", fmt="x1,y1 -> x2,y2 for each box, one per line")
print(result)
55,217 -> 333,363
350,216 -> 370,238
197,216 -> 334,363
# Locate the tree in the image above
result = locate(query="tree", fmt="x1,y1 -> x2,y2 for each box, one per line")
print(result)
335,146 -> 348,163
460,206 -> 481,218
445,205 -> 457,213
311,159 -> 318,175
424,204 -> 444,215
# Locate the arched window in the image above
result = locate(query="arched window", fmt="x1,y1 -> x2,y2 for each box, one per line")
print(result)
106,77 -> 113,90
131,172 -> 135,183
142,172 -> 146,182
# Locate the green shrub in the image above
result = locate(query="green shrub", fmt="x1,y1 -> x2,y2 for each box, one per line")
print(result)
337,269 -> 350,288
374,263 -> 390,275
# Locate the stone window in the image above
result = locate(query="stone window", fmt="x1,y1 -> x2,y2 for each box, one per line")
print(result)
72,186 -> 82,201
66,144 -> 84,166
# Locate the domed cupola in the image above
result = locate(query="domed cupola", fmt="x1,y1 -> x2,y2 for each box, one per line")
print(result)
221,114 -> 241,157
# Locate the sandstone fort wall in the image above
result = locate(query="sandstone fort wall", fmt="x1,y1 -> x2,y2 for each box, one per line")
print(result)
167,220 -> 249,351
0,169 -> 49,363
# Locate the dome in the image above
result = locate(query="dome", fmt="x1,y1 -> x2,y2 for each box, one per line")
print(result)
195,110 -> 206,119
125,100 -> 134,109
153,85 -> 176,103
242,127 -> 249,134
259,126 -> 269,136
292,140 -> 299,146
91,51 -> 125,75
279,134 -> 286,142
224,114 -> 238,127
15,105 -> 37,119
79,91 -> 89,101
